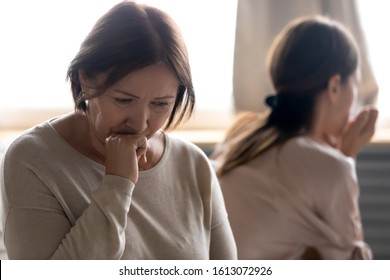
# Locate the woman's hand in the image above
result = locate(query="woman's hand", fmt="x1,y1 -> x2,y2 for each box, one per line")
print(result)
104,134 -> 148,183
339,107 -> 378,157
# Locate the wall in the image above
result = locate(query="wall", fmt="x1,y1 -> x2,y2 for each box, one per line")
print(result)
357,144 -> 390,259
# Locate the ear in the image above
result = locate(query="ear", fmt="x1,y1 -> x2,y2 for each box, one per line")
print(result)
325,74 -> 342,104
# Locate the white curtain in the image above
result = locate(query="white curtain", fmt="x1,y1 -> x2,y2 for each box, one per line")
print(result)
233,0 -> 378,113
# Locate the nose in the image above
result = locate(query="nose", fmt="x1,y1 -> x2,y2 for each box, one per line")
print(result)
125,105 -> 149,135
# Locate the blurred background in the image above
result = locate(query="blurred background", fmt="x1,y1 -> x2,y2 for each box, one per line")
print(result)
0,0 -> 389,259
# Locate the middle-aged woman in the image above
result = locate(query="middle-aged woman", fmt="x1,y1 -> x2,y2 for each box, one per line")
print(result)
212,15 -> 377,260
0,1 -> 237,259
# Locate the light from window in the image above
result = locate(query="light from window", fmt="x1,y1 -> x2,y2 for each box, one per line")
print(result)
357,0 -> 390,126
0,0 -> 237,127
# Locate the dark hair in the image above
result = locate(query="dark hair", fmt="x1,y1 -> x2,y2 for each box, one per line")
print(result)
214,15 -> 360,175
266,15 -> 359,136
67,1 -> 194,129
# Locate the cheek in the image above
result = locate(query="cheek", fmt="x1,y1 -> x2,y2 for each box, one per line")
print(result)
344,90 -> 355,119
150,110 -> 173,130
339,101 -> 351,127
87,100 -> 116,138
340,86 -> 355,114
338,93 -> 354,132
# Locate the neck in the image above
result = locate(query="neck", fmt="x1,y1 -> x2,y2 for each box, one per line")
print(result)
73,112 -> 107,165
308,96 -> 331,145
308,107 -> 338,147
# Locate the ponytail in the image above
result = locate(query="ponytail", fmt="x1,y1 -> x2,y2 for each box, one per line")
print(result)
213,91 -> 317,176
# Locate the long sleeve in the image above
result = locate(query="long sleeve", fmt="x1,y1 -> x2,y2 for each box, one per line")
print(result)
1,144 -> 135,259
311,157 -> 372,259
1,124 -> 237,259
278,138 -> 372,259
208,170 -> 237,260
3,162 -> 134,259
218,136 -> 372,260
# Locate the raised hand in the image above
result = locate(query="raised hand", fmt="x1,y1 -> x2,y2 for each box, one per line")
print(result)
339,107 -> 378,157
104,134 -> 148,183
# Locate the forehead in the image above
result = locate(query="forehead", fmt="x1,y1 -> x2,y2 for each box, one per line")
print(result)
119,64 -> 179,84
125,63 -> 177,80
113,64 -> 179,93
96,64 -> 179,96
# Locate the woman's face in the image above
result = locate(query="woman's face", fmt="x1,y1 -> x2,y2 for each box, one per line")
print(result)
85,64 -> 179,145
327,71 -> 359,137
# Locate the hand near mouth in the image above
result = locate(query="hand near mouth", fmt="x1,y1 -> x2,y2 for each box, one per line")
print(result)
104,133 -> 149,183
324,106 -> 378,157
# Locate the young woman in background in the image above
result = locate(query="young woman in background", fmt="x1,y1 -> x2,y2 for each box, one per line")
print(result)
212,15 -> 377,260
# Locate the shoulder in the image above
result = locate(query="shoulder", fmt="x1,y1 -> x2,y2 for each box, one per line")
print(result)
281,136 -> 355,175
164,132 -> 216,178
165,132 -> 209,161
1,122 -> 56,196
2,121 -> 55,166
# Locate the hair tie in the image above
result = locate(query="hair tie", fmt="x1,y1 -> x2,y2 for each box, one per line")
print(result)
265,94 -> 278,109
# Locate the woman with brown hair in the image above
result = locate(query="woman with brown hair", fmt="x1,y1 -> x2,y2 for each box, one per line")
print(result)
212,15 -> 377,259
0,1 -> 236,260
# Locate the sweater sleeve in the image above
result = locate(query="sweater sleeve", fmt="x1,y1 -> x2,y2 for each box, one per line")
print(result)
1,148 -> 135,259
278,138 -> 372,259
208,166 -> 237,260
313,157 -> 372,259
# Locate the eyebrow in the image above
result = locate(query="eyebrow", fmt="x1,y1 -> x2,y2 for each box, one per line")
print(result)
113,89 -> 175,100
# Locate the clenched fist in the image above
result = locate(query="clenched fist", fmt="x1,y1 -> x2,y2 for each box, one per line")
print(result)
104,134 -> 149,183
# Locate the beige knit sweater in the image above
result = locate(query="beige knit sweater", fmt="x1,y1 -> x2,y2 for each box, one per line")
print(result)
1,121 -> 237,259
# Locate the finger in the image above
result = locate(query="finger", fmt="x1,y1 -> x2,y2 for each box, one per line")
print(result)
143,153 -> 148,163
361,108 -> 378,138
135,137 -> 148,158
345,110 -> 368,139
367,108 -> 378,125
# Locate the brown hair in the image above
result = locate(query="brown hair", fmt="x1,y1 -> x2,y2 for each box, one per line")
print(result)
214,15 -> 359,175
67,1 -> 194,129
